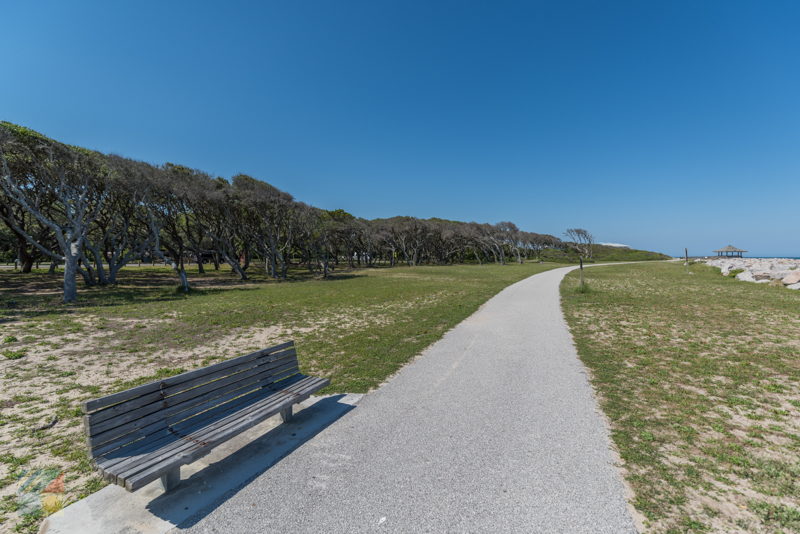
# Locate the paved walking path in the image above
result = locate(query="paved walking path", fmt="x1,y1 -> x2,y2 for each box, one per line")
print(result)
178,266 -> 637,533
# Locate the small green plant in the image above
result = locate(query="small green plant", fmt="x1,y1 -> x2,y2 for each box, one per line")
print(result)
3,336 -> 18,344
0,454 -> 34,468
728,269 -> 744,278
749,501 -> 800,530
575,282 -> 592,294
2,350 -> 26,360
154,367 -> 185,378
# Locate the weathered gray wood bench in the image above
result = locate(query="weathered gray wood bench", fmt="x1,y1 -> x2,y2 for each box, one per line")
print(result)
83,341 -> 328,492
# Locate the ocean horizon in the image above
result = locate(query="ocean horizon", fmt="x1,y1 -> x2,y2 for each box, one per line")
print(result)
702,256 -> 800,260
690,256 -> 800,260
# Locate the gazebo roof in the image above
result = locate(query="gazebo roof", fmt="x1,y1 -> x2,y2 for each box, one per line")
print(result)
713,245 -> 748,253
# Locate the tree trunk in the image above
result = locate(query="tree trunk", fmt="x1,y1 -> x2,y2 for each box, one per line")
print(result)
89,246 -> 109,285
108,265 -> 119,284
63,243 -> 80,303
173,255 -> 189,293
152,247 -> 190,292
268,236 -> 278,278
48,261 -> 57,275
17,238 -> 33,273
195,251 -> 205,274
242,249 -> 250,272
78,255 -> 98,286
221,251 -> 248,280
178,267 -> 189,292
20,256 -> 33,273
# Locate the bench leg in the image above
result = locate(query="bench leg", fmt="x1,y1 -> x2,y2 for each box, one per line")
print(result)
280,406 -> 293,423
160,466 -> 181,492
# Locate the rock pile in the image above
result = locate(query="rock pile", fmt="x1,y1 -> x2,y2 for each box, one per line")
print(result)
702,258 -> 800,289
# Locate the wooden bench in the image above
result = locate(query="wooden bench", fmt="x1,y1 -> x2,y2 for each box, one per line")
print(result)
83,341 -> 328,492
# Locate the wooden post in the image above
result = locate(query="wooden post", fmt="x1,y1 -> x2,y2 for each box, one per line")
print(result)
160,466 -> 180,492
684,248 -> 689,273
280,406 -> 293,423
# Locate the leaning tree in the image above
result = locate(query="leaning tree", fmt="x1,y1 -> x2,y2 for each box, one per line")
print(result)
564,228 -> 594,259
0,123 -> 109,302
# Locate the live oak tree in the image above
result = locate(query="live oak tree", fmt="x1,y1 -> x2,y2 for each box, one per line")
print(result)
0,123 -> 109,302
95,156 -> 161,284
0,121 -> 569,302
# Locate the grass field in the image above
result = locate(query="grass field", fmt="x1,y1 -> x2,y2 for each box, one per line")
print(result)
540,244 -> 672,263
0,261 -> 557,532
561,262 -> 800,533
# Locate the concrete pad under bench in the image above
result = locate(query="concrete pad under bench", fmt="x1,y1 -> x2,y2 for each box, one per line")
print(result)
39,394 -> 361,534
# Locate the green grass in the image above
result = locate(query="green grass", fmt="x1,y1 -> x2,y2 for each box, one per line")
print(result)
561,262 -> 800,533
540,244 -> 671,263
0,261 -> 559,532
3,263 -> 563,391
1,350 -> 26,361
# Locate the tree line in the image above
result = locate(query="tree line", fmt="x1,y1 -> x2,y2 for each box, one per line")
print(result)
0,122 -> 569,302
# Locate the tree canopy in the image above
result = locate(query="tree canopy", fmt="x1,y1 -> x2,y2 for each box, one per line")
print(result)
0,122 -> 566,302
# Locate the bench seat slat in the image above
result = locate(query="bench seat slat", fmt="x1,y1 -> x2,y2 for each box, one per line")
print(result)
121,376 -> 329,491
87,358 -> 300,451
95,372 -> 307,471
104,375 -> 329,490
89,364 -> 301,458
101,375 -> 323,485
96,374 -> 318,474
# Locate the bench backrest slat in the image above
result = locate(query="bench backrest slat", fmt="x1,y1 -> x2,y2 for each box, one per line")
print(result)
87,360 -> 300,456
91,373 -> 304,460
84,341 -> 299,457
88,347 -> 297,430
84,340 -> 295,414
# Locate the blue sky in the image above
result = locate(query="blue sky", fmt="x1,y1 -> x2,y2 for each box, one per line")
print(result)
2,1 -> 799,256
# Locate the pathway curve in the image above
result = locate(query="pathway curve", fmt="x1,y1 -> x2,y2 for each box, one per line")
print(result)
178,266 -> 637,533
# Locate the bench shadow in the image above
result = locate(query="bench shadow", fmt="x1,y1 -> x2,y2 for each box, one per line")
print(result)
143,394 -> 356,529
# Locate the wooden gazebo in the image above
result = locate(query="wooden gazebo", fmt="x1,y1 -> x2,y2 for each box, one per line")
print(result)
713,245 -> 747,258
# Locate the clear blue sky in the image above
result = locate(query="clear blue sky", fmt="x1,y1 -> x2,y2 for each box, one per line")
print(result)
3,1 -> 799,257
